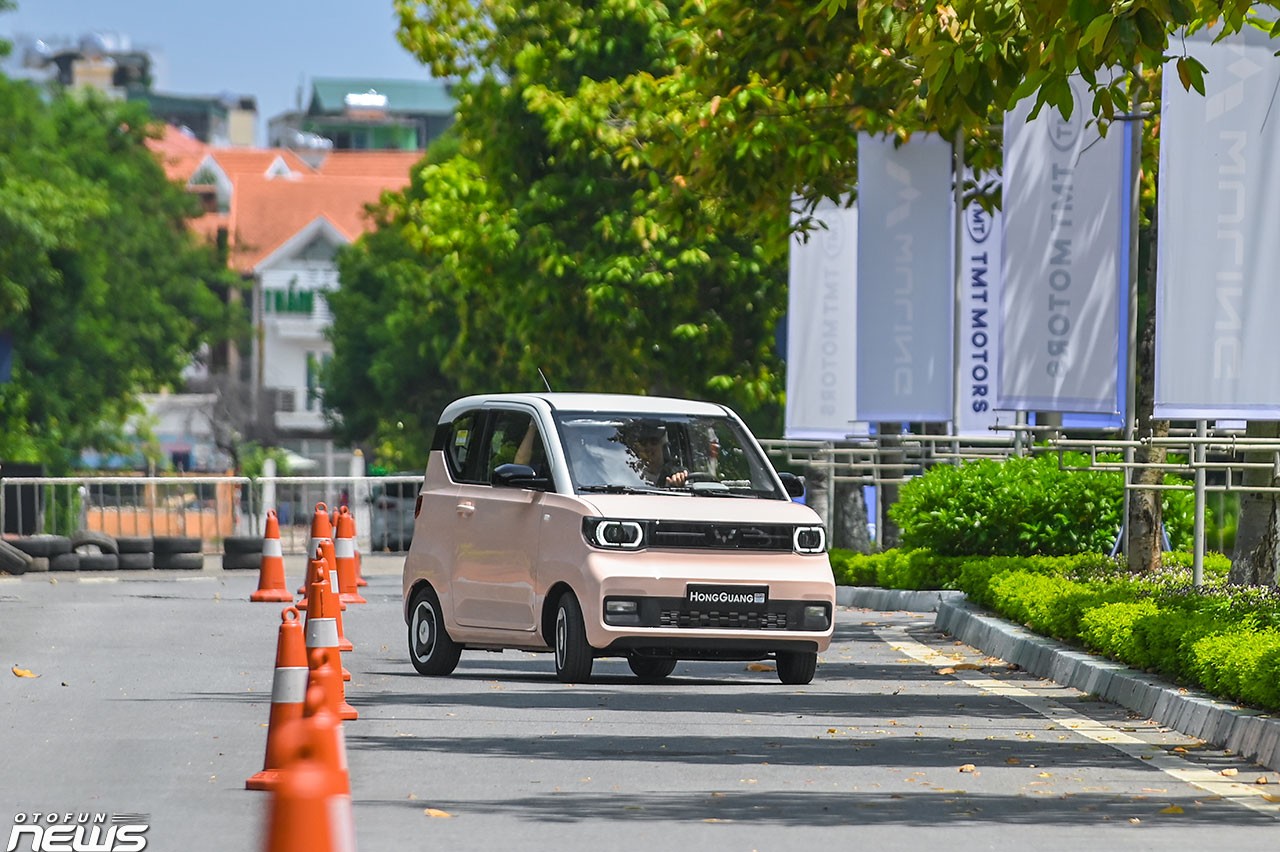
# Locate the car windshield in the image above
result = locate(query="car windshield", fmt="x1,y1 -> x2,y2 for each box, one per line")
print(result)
553,411 -> 785,498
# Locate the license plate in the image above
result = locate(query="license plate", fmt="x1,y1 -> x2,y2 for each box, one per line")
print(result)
686,584 -> 768,609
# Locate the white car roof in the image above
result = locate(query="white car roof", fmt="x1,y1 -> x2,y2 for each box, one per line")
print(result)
439,393 -> 732,423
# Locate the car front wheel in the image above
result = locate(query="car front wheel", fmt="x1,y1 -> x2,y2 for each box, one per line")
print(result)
408,586 -> 461,676
554,592 -> 594,683
627,656 -> 677,681
776,650 -> 818,685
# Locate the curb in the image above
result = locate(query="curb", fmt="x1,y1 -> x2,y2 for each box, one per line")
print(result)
840,585 -> 1280,773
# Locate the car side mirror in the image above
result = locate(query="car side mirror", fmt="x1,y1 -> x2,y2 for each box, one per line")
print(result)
778,471 -> 805,499
493,463 -> 552,491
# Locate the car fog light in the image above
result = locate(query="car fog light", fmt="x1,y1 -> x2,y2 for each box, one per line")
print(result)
604,598 -> 641,625
802,605 -> 830,630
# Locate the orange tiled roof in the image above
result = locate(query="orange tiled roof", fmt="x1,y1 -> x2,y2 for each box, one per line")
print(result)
224,173 -> 408,273
146,123 -> 209,182
315,150 -> 424,178
208,148 -> 316,177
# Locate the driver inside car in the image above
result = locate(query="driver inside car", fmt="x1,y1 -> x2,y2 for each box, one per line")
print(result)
627,423 -> 688,488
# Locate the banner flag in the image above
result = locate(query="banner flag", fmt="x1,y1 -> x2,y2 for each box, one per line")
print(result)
957,184 -> 1004,436
1000,78 -> 1129,415
784,199 -> 860,440
855,132 -> 954,422
1156,27 -> 1280,419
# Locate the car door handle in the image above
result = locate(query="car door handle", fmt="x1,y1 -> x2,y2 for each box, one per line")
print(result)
456,501 -> 475,516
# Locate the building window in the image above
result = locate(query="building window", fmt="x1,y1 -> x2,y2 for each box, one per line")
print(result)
306,352 -> 331,412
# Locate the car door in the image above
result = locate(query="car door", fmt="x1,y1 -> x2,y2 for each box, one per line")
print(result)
450,406 -> 550,633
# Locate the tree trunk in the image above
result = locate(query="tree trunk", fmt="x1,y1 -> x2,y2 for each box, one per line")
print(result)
1230,420 -> 1280,586
804,458 -> 872,554
1127,216 -> 1167,574
876,423 -> 902,550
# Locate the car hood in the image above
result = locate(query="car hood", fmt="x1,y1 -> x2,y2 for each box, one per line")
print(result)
576,493 -> 823,525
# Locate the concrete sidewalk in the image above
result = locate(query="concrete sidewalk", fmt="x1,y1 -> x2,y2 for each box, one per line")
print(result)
840,586 -> 1280,775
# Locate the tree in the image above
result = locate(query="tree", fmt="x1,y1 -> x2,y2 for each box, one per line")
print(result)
321,0 -> 791,468
0,78 -> 240,469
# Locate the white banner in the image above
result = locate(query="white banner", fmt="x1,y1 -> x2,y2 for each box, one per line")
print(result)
1000,78 -> 1129,414
855,132 -> 954,422
784,200 -> 859,440
1156,27 -> 1280,419
957,191 -> 1004,435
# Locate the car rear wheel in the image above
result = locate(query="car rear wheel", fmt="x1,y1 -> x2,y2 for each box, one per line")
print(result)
554,592 -> 594,683
627,656 -> 677,681
408,586 -> 461,676
776,651 -> 818,685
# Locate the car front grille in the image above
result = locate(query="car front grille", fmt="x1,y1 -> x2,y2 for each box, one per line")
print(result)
648,521 -> 793,551
659,609 -> 789,629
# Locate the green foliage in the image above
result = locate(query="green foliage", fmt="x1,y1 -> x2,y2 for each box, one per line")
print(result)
323,2 -> 789,453
832,544 -> 1280,709
0,81 -> 240,469
889,453 -> 1125,556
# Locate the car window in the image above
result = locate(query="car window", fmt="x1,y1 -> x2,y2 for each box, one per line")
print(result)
553,412 -> 784,498
446,411 -> 483,483
484,409 -> 549,482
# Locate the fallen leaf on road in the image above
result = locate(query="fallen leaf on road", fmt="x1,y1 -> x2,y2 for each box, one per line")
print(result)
1261,794 -> 1280,803
11,666 -> 38,678
936,667 -> 956,675
958,764 -> 977,773
1005,757 -> 1021,765
1129,818 -> 1142,825
423,808 -> 452,818
746,663 -> 775,672
1256,777 -> 1270,785
1220,768 -> 1238,777
952,662 -> 984,671
1158,805 -> 1184,815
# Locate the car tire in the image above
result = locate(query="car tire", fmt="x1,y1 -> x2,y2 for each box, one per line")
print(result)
70,530 -> 119,554
153,536 -> 201,555
776,651 -> 818,685
154,552 -> 204,570
553,592 -> 594,683
0,539 -> 33,575
78,553 -> 119,572
627,656 -> 676,681
408,586 -> 461,676
117,552 -> 154,570
222,551 -> 260,571
115,536 -> 154,554
223,535 -> 263,555
49,553 -> 81,572
10,535 -> 72,558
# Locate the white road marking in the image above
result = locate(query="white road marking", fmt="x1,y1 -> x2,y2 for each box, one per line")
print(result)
877,624 -> 1280,817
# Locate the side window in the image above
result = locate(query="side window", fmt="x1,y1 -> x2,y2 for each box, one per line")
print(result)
485,410 -> 549,481
446,411 -> 482,483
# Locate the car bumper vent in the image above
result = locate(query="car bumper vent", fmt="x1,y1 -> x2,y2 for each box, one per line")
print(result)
658,609 -> 789,629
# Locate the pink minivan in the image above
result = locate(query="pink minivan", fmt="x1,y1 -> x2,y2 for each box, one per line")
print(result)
402,393 -> 836,684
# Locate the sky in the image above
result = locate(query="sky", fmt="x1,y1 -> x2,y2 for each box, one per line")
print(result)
0,0 -> 434,145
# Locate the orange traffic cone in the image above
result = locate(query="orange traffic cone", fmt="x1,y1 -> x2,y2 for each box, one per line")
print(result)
297,503 -> 333,596
261,683 -> 355,852
247,607 -> 308,791
304,556 -> 357,721
251,510 -> 292,603
354,549 -> 368,589
334,507 -> 366,605
301,544 -> 352,677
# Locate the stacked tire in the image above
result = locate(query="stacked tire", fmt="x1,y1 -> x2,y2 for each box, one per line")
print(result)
221,536 -> 263,571
152,536 -> 204,571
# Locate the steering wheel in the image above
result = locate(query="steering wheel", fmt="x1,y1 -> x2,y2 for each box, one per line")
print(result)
684,472 -> 717,484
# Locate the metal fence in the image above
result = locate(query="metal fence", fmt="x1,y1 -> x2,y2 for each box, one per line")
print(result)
0,472 -> 425,555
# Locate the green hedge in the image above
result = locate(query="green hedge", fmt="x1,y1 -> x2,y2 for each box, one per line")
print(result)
832,547 -> 1280,712
887,453 -> 1195,557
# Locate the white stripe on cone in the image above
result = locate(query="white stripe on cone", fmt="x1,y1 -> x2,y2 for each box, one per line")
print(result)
271,667 -> 309,704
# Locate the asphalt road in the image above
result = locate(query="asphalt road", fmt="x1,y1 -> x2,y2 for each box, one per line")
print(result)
3,556 -> 1279,852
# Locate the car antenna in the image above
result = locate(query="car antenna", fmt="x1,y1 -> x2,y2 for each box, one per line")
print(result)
537,368 -> 553,393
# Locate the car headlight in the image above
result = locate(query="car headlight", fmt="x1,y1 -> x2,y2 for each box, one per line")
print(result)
583,518 -> 647,549
793,525 -> 826,554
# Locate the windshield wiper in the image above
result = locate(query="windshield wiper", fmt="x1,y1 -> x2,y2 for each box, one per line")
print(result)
577,484 -> 666,495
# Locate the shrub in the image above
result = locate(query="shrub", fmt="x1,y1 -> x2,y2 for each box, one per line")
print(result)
890,453 -> 1125,556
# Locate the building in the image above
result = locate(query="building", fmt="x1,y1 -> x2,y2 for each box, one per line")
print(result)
268,76 -> 454,151
147,127 -> 423,472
